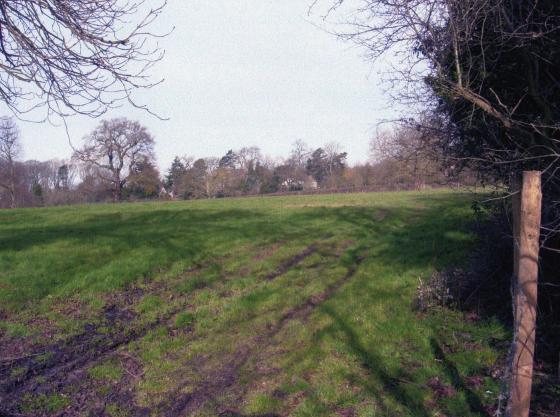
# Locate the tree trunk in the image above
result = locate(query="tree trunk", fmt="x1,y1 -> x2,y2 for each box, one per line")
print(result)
113,173 -> 122,202
9,159 -> 16,209
9,183 -> 16,208
507,171 -> 542,417
512,176 -> 522,334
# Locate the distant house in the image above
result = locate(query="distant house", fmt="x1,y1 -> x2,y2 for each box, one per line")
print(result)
303,176 -> 318,190
281,175 -> 318,192
279,179 -> 299,191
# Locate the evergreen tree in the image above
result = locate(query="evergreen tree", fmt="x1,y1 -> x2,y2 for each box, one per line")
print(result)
306,148 -> 328,185
219,150 -> 237,169
165,156 -> 187,194
126,157 -> 161,199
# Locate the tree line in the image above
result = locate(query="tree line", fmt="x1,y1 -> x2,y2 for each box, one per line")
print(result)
0,116 -> 475,208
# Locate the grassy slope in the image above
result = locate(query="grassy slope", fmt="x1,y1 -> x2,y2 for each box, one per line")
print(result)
0,190 -> 508,417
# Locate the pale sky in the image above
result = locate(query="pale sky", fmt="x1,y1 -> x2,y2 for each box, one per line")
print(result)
11,1 -> 399,170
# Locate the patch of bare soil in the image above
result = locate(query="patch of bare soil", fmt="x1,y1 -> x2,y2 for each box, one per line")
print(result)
336,407 -> 356,417
0,264 -> 204,417
0,251 -> 244,416
0,302 -> 157,416
426,376 -> 456,399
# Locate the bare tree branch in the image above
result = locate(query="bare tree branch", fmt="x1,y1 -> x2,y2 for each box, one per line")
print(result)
0,0 -> 169,119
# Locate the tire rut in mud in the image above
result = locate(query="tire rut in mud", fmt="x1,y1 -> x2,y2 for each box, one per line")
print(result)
0,240 -> 341,416
163,253 -> 365,416
0,303 -> 178,416
264,243 -> 320,281
0,255 -> 230,416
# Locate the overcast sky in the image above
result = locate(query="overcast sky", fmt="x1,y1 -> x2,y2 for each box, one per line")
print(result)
14,1 -> 399,169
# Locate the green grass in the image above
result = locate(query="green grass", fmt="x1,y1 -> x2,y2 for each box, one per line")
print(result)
0,190 -> 509,416
21,393 -> 70,414
88,359 -> 123,382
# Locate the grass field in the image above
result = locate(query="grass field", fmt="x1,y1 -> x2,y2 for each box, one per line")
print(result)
0,190 -> 508,417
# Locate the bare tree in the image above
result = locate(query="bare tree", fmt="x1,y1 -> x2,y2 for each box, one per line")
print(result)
203,157 -> 220,198
73,118 -> 155,201
74,162 -> 112,202
0,0 -> 168,118
289,140 -> 310,168
237,147 -> 262,171
286,140 -> 310,187
0,117 -> 21,208
236,147 -> 263,192
371,125 -> 447,189
314,0 -> 560,181
323,142 -> 347,188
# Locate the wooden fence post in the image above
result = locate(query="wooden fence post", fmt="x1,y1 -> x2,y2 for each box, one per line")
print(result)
507,171 -> 542,417
512,176 -> 522,327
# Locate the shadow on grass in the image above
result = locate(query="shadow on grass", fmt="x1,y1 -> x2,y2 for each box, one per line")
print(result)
0,208 -> 317,307
304,307 -> 488,416
429,338 -> 487,414
0,192 -> 476,311
320,305 -> 432,417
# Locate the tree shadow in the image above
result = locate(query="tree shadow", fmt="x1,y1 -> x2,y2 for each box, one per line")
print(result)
319,304 -> 431,417
1,193 -> 476,309
429,337 -> 487,414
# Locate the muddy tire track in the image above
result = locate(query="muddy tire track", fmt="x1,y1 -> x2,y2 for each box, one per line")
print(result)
163,252 -> 365,416
0,251 -> 243,410
267,255 -> 365,338
0,294 -> 201,417
265,243 -> 320,281
0,241 -> 332,416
